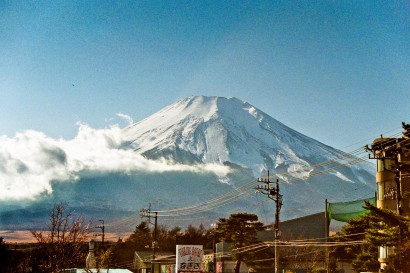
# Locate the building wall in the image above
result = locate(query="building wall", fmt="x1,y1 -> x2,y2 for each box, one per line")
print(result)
373,137 -> 410,215
257,212 -> 326,242
371,134 -> 410,272
217,261 -> 249,273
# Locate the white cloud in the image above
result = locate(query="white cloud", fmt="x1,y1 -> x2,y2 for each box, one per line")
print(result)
116,113 -> 134,125
0,123 -> 230,201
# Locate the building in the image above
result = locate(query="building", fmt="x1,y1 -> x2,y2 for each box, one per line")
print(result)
62,268 -> 132,273
367,123 -> 410,271
213,213 -> 329,273
64,240 -> 134,273
133,251 -> 176,273
256,213 -> 328,273
134,248 -> 214,273
214,241 -> 250,273
137,210 -> 368,273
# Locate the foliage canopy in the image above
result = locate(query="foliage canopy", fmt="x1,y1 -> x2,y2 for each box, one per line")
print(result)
211,213 -> 265,273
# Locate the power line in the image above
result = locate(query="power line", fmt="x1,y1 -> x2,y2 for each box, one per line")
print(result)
256,171 -> 282,273
104,128 -> 406,229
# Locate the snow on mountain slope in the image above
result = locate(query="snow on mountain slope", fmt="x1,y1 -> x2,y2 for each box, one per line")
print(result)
0,96 -> 376,230
122,96 -> 373,183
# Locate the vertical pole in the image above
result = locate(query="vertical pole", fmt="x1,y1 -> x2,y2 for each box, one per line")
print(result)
97,219 -> 105,248
274,237 -> 278,273
213,237 -> 216,273
256,172 -> 282,273
395,150 -> 403,215
325,199 -> 329,272
152,212 -> 158,273
325,199 -> 329,238
102,220 -> 105,247
140,205 -> 158,273
396,148 -> 404,273
222,241 -> 224,273
275,182 -> 279,231
211,223 -> 218,273
274,181 -> 280,273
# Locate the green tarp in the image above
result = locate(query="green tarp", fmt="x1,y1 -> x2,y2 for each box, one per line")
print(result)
327,197 -> 375,223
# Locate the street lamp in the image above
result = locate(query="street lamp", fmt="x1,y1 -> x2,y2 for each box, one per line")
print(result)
95,219 -> 105,247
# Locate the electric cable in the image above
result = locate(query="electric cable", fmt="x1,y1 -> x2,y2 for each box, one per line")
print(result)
105,128 -> 407,229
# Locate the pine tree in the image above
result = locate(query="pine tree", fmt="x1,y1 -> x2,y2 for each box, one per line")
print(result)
211,213 -> 264,273
331,209 -> 379,272
126,221 -> 152,250
363,201 -> 410,272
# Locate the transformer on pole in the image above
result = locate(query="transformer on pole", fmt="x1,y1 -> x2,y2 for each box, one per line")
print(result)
256,170 -> 283,273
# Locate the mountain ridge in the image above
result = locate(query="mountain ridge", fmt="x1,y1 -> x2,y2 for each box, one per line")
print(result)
0,95 -> 376,231
122,96 -> 372,180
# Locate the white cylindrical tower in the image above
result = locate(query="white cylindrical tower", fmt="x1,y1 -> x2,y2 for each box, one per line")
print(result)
86,239 -> 96,269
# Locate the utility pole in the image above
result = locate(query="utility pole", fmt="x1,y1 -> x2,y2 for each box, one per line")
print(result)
140,206 -> 158,273
95,219 -> 105,247
366,135 -> 407,216
364,122 -> 410,272
153,211 -> 158,262
211,223 -> 218,273
256,171 -> 283,273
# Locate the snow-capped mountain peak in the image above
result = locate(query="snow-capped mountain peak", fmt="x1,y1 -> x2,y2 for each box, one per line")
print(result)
122,96 -> 353,178
0,96 -> 376,230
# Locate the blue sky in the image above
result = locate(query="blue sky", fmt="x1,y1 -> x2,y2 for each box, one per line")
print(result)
1,0 -> 409,151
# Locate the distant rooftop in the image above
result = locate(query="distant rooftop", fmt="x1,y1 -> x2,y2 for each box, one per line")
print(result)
62,269 -> 133,273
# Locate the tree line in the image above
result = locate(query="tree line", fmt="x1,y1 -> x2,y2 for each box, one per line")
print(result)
3,201 -> 410,273
1,204 -> 266,272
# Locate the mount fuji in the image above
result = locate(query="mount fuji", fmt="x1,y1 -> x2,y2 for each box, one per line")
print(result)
119,96 -> 375,219
0,96 -> 376,231
123,96 -> 374,186
124,95 -> 316,175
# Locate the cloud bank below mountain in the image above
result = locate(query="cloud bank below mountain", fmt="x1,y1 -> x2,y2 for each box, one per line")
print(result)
0,123 -> 231,201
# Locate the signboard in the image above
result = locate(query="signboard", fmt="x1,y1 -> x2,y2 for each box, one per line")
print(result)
176,245 -> 203,272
